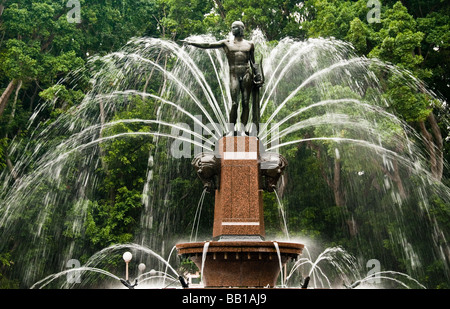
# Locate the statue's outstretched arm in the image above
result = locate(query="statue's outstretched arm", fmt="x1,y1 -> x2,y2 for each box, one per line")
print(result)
182,39 -> 226,49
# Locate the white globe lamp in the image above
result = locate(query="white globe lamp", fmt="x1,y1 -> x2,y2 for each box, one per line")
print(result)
122,251 -> 132,281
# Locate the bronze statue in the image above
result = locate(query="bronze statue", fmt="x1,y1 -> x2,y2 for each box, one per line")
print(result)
183,21 -> 264,134
186,22 -> 285,194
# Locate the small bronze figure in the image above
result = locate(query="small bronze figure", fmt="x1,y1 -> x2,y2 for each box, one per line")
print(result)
260,152 -> 288,192
191,152 -> 221,192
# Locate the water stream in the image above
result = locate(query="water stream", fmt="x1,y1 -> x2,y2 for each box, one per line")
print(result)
201,241 -> 210,286
30,267 -> 121,289
273,241 -> 285,287
190,188 -> 208,242
274,191 -> 290,240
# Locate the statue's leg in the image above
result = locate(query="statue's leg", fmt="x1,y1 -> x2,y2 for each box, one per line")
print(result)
252,87 -> 260,135
241,72 -> 253,128
229,76 -> 239,130
240,96 -> 249,127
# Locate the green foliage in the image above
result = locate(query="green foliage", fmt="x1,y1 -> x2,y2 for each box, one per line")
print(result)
221,0 -> 306,40
0,39 -> 40,80
0,137 -> 7,170
85,187 -> 142,247
368,2 -> 426,72
39,84 -> 85,111
303,0 -> 369,39
304,0 -> 446,124
82,96 -> 156,248
0,252 -> 19,288
157,0 -> 213,39
346,17 -> 371,54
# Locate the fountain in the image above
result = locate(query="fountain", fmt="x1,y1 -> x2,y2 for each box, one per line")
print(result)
0,19 -> 449,289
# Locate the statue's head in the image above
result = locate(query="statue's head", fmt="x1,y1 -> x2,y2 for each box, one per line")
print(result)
231,21 -> 245,37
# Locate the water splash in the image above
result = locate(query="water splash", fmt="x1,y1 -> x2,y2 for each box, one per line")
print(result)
346,270 -> 427,289
0,33 -> 448,287
30,267 -> 121,289
34,243 -> 182,289
201,241 -> 210,286
285,246 -> 359,288
273,241 -> 285,287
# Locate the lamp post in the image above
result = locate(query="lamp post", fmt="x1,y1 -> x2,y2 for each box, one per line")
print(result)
120,251 -> 140,289
122,251 -> 132,281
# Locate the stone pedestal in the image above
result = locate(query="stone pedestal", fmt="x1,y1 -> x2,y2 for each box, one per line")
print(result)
213,136 -> 264,239
176,136 -> 303,288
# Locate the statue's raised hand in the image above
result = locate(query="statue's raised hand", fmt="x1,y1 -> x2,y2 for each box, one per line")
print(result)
180,39 -> 191,46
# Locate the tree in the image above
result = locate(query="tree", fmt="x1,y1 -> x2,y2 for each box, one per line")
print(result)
304,0 -> 447,180
198,0 -> 307,41
0,0 -> 162,181
367,2 -> 444,180
155,0 -> 213,40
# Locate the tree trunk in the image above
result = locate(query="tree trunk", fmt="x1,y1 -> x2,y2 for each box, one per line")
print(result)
391,158 -> 407,200
346,217 -> 358,237
306,140 -> 345,207
4,80 -> 22,181
213,0 -> 226,19
98,97 -> 108,170
158,54 -> 169,94
9,80 -> 22,120
0,80 -> 17,117
29,80 -> 40,112
419,112 -> 443,181
305,141 -> 357,235
428,112 -> 443,180
376,148 -> 407,202
333,158 -> 345,207
40,33 -> 55,52
142,49 -> 163,97
0,2 -> 5,49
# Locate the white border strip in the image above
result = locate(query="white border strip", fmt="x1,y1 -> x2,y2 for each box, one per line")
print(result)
223,152 -> 257,160
222,222 -> 260,226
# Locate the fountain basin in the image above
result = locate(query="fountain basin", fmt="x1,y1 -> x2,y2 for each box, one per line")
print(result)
176,240 -> 303,288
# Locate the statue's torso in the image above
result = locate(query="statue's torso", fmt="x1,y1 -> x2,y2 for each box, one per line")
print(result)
223,39 -> 253,76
